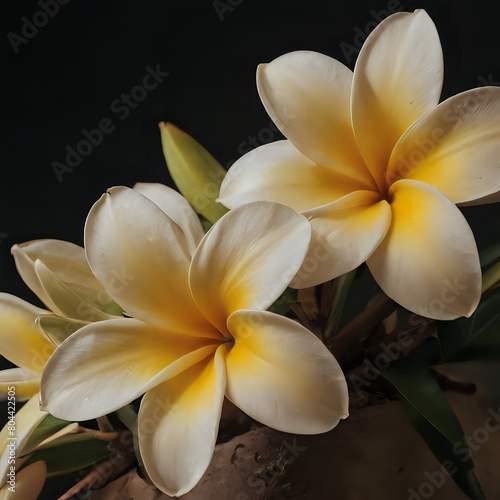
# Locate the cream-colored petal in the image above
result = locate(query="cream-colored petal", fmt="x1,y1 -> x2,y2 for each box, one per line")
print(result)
257,51 -> 374,186
367,180 -> 481,320
85,186 -> 215,334
11,239 -> 116,314
133,182 -> 204,256
0,461 -> 46,500
34,260 -> 113,323
292,191 -> 391,288
387,87 -> 500,204
0,396 -> 47,485
0,369 -> 40,401
218,140 -> 371,213
0,294 -> 52,373
35,314 -> 85,347
226,310 -> 348,434
40,318 -> 219,421
351,10 -> 443,191
11,239 -> 87,308
190,202 -> 311,332
138,348 -> 226,497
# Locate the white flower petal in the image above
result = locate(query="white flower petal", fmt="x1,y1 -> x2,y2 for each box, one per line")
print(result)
40,318 -> 218,421
133,182 -> 204,256
226,310 -> 348,434
138,347 -> 226,497
218,141 -> 371,213
34,260 -> 112,322
0,368 -> 40,402
367,180 -> 481,319
292,191 -> 391,288
35,314 -> 85,347
257,51 -> 374,186
11,239 -> 116,313
351,9 -> 443,190
85,186 -> 215,335
189,202 -> 311,332
388,87 -> 500,204
0,294 -> 52,373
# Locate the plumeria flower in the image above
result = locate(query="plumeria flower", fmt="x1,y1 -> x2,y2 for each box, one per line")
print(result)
0,214 -> 138,488
0,237 -> 124,400
218,9 -> 500,320
0,240 -> 122,488
40,185 -> 349,497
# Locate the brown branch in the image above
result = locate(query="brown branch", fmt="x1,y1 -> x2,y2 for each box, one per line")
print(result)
327,294 -> 397,361
58,430 -> 136,500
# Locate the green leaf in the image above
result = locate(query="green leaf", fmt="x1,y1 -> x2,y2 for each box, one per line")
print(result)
22,432 -> 111,476
24,414 -> 71,452
381,361 -> 485,500
159,122 -> 228,224
479,242 -> 500,270
323,268 -> 357,339
438,287 -> 500,362
481,260 -> 500,293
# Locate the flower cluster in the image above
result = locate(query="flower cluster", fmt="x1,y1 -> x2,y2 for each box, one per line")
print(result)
1,9 -> 500,499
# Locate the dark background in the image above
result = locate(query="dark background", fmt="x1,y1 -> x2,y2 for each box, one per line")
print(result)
2,0 -> 500,497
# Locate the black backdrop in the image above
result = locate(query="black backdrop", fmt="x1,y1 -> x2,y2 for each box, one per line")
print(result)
2,0 -> 500,496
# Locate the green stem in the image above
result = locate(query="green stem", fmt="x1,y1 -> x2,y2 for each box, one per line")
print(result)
482,260 -> 500,294
323,268 -> 357,340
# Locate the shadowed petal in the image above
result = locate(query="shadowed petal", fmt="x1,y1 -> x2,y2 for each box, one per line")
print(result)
0,368 -> 40,401
0,294 -> 52,373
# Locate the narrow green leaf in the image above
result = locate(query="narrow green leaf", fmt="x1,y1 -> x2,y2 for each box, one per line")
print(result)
159,122 -> 228,224
479,242 -> 500,270
24,414 -> 71,452
438,287 -> 500,362
399,398 -> 485,500
381,362 -> 485,499
324,268 -> 357,339
481,260 -> 500,294
22,434 -> 110,476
